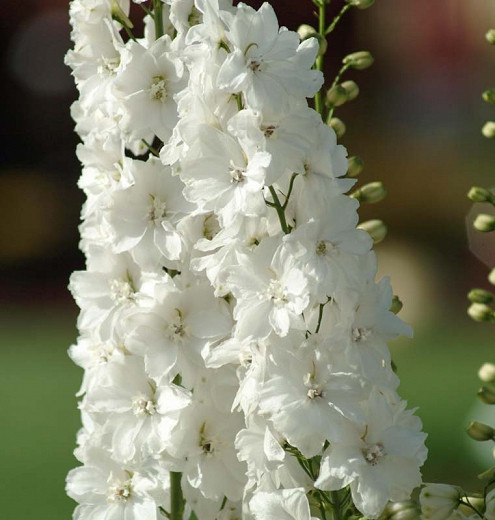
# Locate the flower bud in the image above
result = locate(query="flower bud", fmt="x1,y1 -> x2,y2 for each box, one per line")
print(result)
466,421 -> 495,441
341,80 -> 360,101
346,0 -> 375,9
111,0 -> 134,28
483,89 -> 495,104
297,24 -> 317,40
326,85 -> 349,107
486,29 -> 495,45
343,51 -> 374,70
347,156 -> 364,177
479,363 -> 495,383
468,302 -> 494,322
468,186 -> 493,203
420,483 -> 462,520
351,181 -> 387,204
468,288 -> 494,304
474,213 -> 495,232
358,219 -> 387,244
478,385 -> 495,404
489,268 -> 495,286
381,501 -> 419,520
390,295 -> 403,314
482,122 -> 495,139
485,489 -> 495,520
328,117 -> 346,139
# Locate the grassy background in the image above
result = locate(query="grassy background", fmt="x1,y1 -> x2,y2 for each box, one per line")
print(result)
1,306 -> 494,518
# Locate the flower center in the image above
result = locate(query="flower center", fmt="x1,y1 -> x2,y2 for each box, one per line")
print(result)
97,56 -> 120,76
107,479 -> 132,503
166,310 -> 189,345
266,279 -> 288,307
261,124 -> 279,138
352,327 -> 373,343
316,241 -> 328,256
362,442 -> 385,466
149,75 -> 168,102
148,194 -> 167,224
248,59 -> 262,72
109,278 -> 135,304
132,395 -> 157,417
229,166 -> 246,184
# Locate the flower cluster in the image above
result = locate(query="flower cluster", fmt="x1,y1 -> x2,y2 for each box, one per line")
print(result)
65,1 -> 427,519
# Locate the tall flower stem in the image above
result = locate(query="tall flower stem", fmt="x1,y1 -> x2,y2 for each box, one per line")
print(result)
153,0 -> 164,39
170,471 -> 184,520
314,0 -> 326,116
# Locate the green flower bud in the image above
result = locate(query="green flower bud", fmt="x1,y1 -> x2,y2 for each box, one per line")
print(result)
478,386 -> 495,404
341,80 -> 360,101
478,466 -> 495,480
326,85 -> 349,107
328,117 -> 346,139
347,156 -> 364,177
351,181 -> 387,204
482,122 -> 495,139
358,219 -> 387,244
483,89 -> 495,104
466,421 -> 495,441
111,0 -> 134,28
479,363 -> 495,383
346,0 -> 375,8
468,186 -> 493,203
468,288 -> 494,304
297,24 -> 318,40
316,35 -> 328,56
486,29 -> 495,45
468,302 -> 494,322
489,268 -> 495,286
474,213 -> 495,232
390,295 -> 403,314
381,501 -> 420,520
343,51 -> 374,70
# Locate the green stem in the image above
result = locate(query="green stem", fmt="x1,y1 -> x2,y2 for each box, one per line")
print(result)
153,0 -> 165,39
330,491 -> 343,520
268,186 -> 290,234
325,4 -> 351,35
314,1 -> 326,116
170,472 -> 184,520
142,139 -> 160,157
315,303 -> 325,334
282,173 -> 298,210
327,64 -> 350,119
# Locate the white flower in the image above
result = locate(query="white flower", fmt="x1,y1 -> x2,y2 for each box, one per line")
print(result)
127,279 -> 232,386
179,124 -> 270,226
420,484 -> 463,520
83,355 -> 190,462
258,332 -> 364,457
115,36 -> 185,141
283,195 -> 372,303
227,238 -> 309,338
66,448 -> 167,520
315,388 -> 427,519
167,400 -> 247,501
108,157 -> 191,269
227,106 -> 320,185
250,488 -> 317,520
217,3 -> 323,111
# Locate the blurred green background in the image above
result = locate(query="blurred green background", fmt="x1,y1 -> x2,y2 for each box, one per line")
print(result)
1,0 -> 495,517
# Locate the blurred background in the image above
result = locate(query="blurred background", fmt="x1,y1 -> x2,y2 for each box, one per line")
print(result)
1,0 -> 495,517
